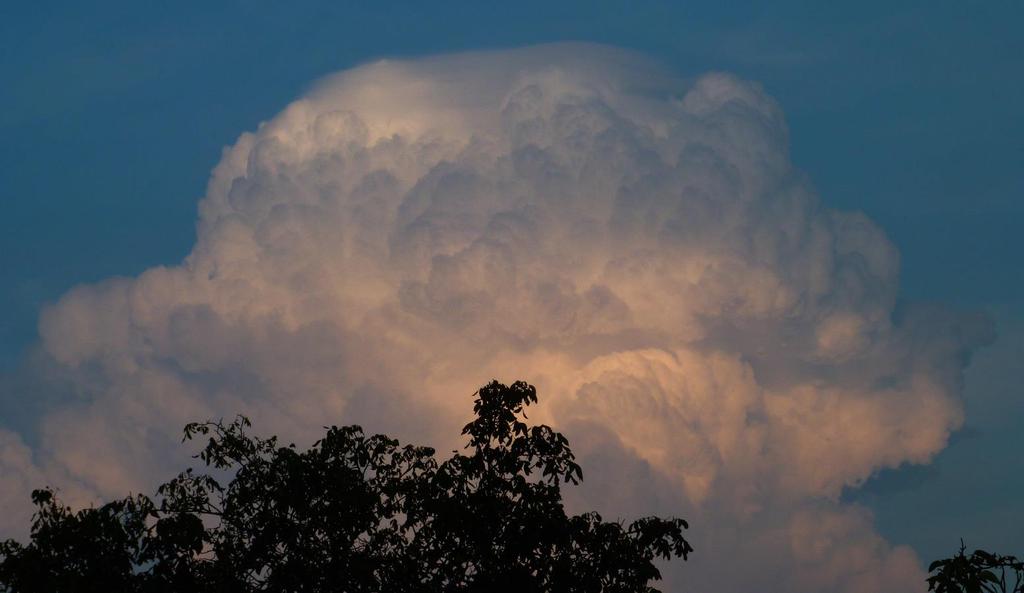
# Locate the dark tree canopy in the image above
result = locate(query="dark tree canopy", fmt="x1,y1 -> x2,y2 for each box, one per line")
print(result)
0,380 -> 691,593
928,544 -> 1023,593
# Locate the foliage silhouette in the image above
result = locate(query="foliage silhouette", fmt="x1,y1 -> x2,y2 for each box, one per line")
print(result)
0,380 -> 691,592
927,543 -> 1023,593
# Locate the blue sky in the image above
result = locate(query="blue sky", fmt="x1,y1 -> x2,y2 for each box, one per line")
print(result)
1,0 -> 1021,568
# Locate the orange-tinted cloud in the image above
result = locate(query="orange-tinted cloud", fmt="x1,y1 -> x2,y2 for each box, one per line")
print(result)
1,44 -> 991,591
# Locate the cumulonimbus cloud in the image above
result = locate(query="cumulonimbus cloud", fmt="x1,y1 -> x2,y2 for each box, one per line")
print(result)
0,43 -> 991,592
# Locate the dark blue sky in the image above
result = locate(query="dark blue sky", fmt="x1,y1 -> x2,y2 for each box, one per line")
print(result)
2,0 -> 1021,563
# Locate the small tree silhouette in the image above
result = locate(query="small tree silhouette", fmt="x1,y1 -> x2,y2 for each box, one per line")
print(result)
0,380 -> 691,592
928,543 -> 1023,593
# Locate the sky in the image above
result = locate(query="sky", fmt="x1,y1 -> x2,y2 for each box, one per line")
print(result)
1,1 -> 1022,591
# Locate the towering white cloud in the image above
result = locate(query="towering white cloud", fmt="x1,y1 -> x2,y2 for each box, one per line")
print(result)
0,44 -> 990,591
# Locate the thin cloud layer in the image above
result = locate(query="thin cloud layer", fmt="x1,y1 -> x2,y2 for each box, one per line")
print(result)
0,44 -> 990,591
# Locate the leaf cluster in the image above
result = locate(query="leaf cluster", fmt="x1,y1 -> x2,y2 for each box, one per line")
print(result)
928,543 -> 1024,593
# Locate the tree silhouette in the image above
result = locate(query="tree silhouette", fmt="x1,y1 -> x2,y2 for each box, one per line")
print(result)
0,380 -> 691,592
928,544 -> 1023,593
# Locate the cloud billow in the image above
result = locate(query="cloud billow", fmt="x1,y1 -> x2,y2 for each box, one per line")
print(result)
0,44 -> 990,592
